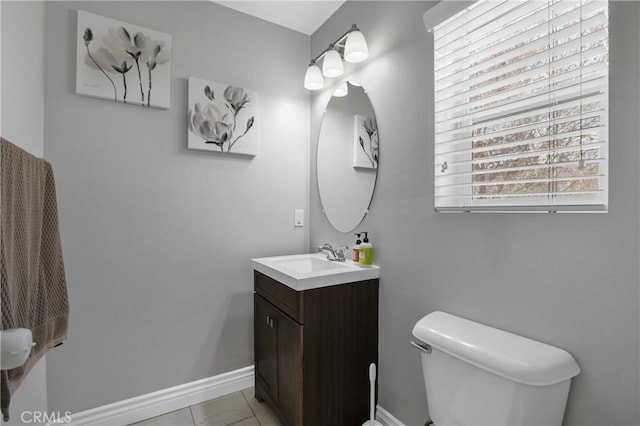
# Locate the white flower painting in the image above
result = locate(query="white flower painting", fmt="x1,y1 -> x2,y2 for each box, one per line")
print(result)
76,10 -> 172,109
353,114 -> 378,169
188,77 -> 258,156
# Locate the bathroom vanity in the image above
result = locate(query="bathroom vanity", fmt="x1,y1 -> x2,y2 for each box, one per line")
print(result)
252,254 -> 380,426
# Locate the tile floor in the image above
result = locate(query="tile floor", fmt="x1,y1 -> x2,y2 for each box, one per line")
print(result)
129,388 -> 283,426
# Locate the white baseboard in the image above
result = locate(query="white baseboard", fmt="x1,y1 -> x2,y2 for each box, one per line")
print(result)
377,404 -> 406,426
69,366 -> 254,426
68,366 -> 403,426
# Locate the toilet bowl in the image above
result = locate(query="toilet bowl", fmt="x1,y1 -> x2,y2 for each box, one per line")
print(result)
412,311 -> 580,426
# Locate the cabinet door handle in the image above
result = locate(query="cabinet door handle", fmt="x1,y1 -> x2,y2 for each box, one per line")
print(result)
266,316 -> 274,328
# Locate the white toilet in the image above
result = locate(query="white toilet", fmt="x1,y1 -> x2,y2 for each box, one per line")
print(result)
411,311 -> 580,426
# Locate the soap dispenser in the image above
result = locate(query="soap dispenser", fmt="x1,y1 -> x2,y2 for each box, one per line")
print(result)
353,233 -> 362,262
359,232 -> 373,267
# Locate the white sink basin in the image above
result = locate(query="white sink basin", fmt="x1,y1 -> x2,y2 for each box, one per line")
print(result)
272,256 -> 351,274
252,253 -> 380,291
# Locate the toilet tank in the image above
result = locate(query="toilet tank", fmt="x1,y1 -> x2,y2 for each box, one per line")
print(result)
412,312 -> 580,426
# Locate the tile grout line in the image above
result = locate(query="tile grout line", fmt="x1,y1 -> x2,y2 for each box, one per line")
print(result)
224,415 -> 258,426
240,388 -> 262,425
224,390 -> 257,426
188,406 -> 196,426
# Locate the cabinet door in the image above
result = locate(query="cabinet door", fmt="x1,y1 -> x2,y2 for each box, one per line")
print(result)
275,309 -> 303,426
255,295 -> 278,398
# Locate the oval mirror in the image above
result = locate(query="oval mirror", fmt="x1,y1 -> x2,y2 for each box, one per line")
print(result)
317,81 -> 379,233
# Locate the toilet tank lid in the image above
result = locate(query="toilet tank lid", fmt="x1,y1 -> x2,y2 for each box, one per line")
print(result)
412,311 -> 580,386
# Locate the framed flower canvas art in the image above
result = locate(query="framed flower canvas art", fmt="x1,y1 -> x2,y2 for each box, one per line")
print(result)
76,10 -> 172,109
353,114 -> 378,170
188,77 -> 258,157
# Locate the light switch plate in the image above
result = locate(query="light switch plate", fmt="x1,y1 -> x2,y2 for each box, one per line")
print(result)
294,209 -> 304,227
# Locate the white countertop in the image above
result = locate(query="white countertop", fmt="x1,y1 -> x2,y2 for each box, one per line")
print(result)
252,253 -> 380,291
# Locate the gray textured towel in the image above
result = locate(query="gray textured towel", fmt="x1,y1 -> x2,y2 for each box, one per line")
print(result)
1,138 -> 69,421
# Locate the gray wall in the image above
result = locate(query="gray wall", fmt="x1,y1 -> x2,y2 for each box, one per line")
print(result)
2,0 -> 45,157
309,2 -> 640,425
43,1 -> 309,413
1,2 -> 49,423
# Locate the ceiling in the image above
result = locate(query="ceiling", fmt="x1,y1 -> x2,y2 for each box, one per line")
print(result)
213,1 -> 345,35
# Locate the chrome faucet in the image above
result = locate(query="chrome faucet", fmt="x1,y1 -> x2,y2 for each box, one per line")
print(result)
317,243 -> 348,262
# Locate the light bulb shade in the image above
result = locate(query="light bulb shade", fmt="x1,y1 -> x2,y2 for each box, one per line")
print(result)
304,64 -> 324,90
322,49 -> 344,78
333,82 -> 348,97
344,30 -> 368,63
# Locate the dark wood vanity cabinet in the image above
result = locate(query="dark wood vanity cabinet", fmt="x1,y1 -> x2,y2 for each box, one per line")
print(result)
253,270 -> 379,426
254,293 -> 303,424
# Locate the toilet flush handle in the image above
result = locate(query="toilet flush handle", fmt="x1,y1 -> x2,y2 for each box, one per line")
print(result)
410,341 -> 432,354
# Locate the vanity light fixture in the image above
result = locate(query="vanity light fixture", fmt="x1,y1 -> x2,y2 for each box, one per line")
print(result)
322,47 -> 344,78
344,29 -> 368,63
333,82 -> 348,97
304,24 -> 368,91
304,60 -> 324,90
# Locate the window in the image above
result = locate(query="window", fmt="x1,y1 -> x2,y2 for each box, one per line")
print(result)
433,0 -> 609,212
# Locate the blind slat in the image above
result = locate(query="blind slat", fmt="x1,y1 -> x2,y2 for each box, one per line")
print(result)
436,174 -> 604,189
434,4 -> 607,87
434,0 -> 521,46
435,126 -> 605,159
435,1 -> 606,78
436,50 -> 607,115
435,76 -> 607,129
434,0 -> 508,44
435,1 -> 549,71
435,190 -> 605,199
436,107 -> 605,148
436,92 -> 604,139
434,158 -> 607,179
435,42 -> 608,111
436,140 -> 605,169
435,204 -> 607,212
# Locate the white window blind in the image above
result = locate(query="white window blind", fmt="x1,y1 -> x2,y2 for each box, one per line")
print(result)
433,0 -> 609,212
